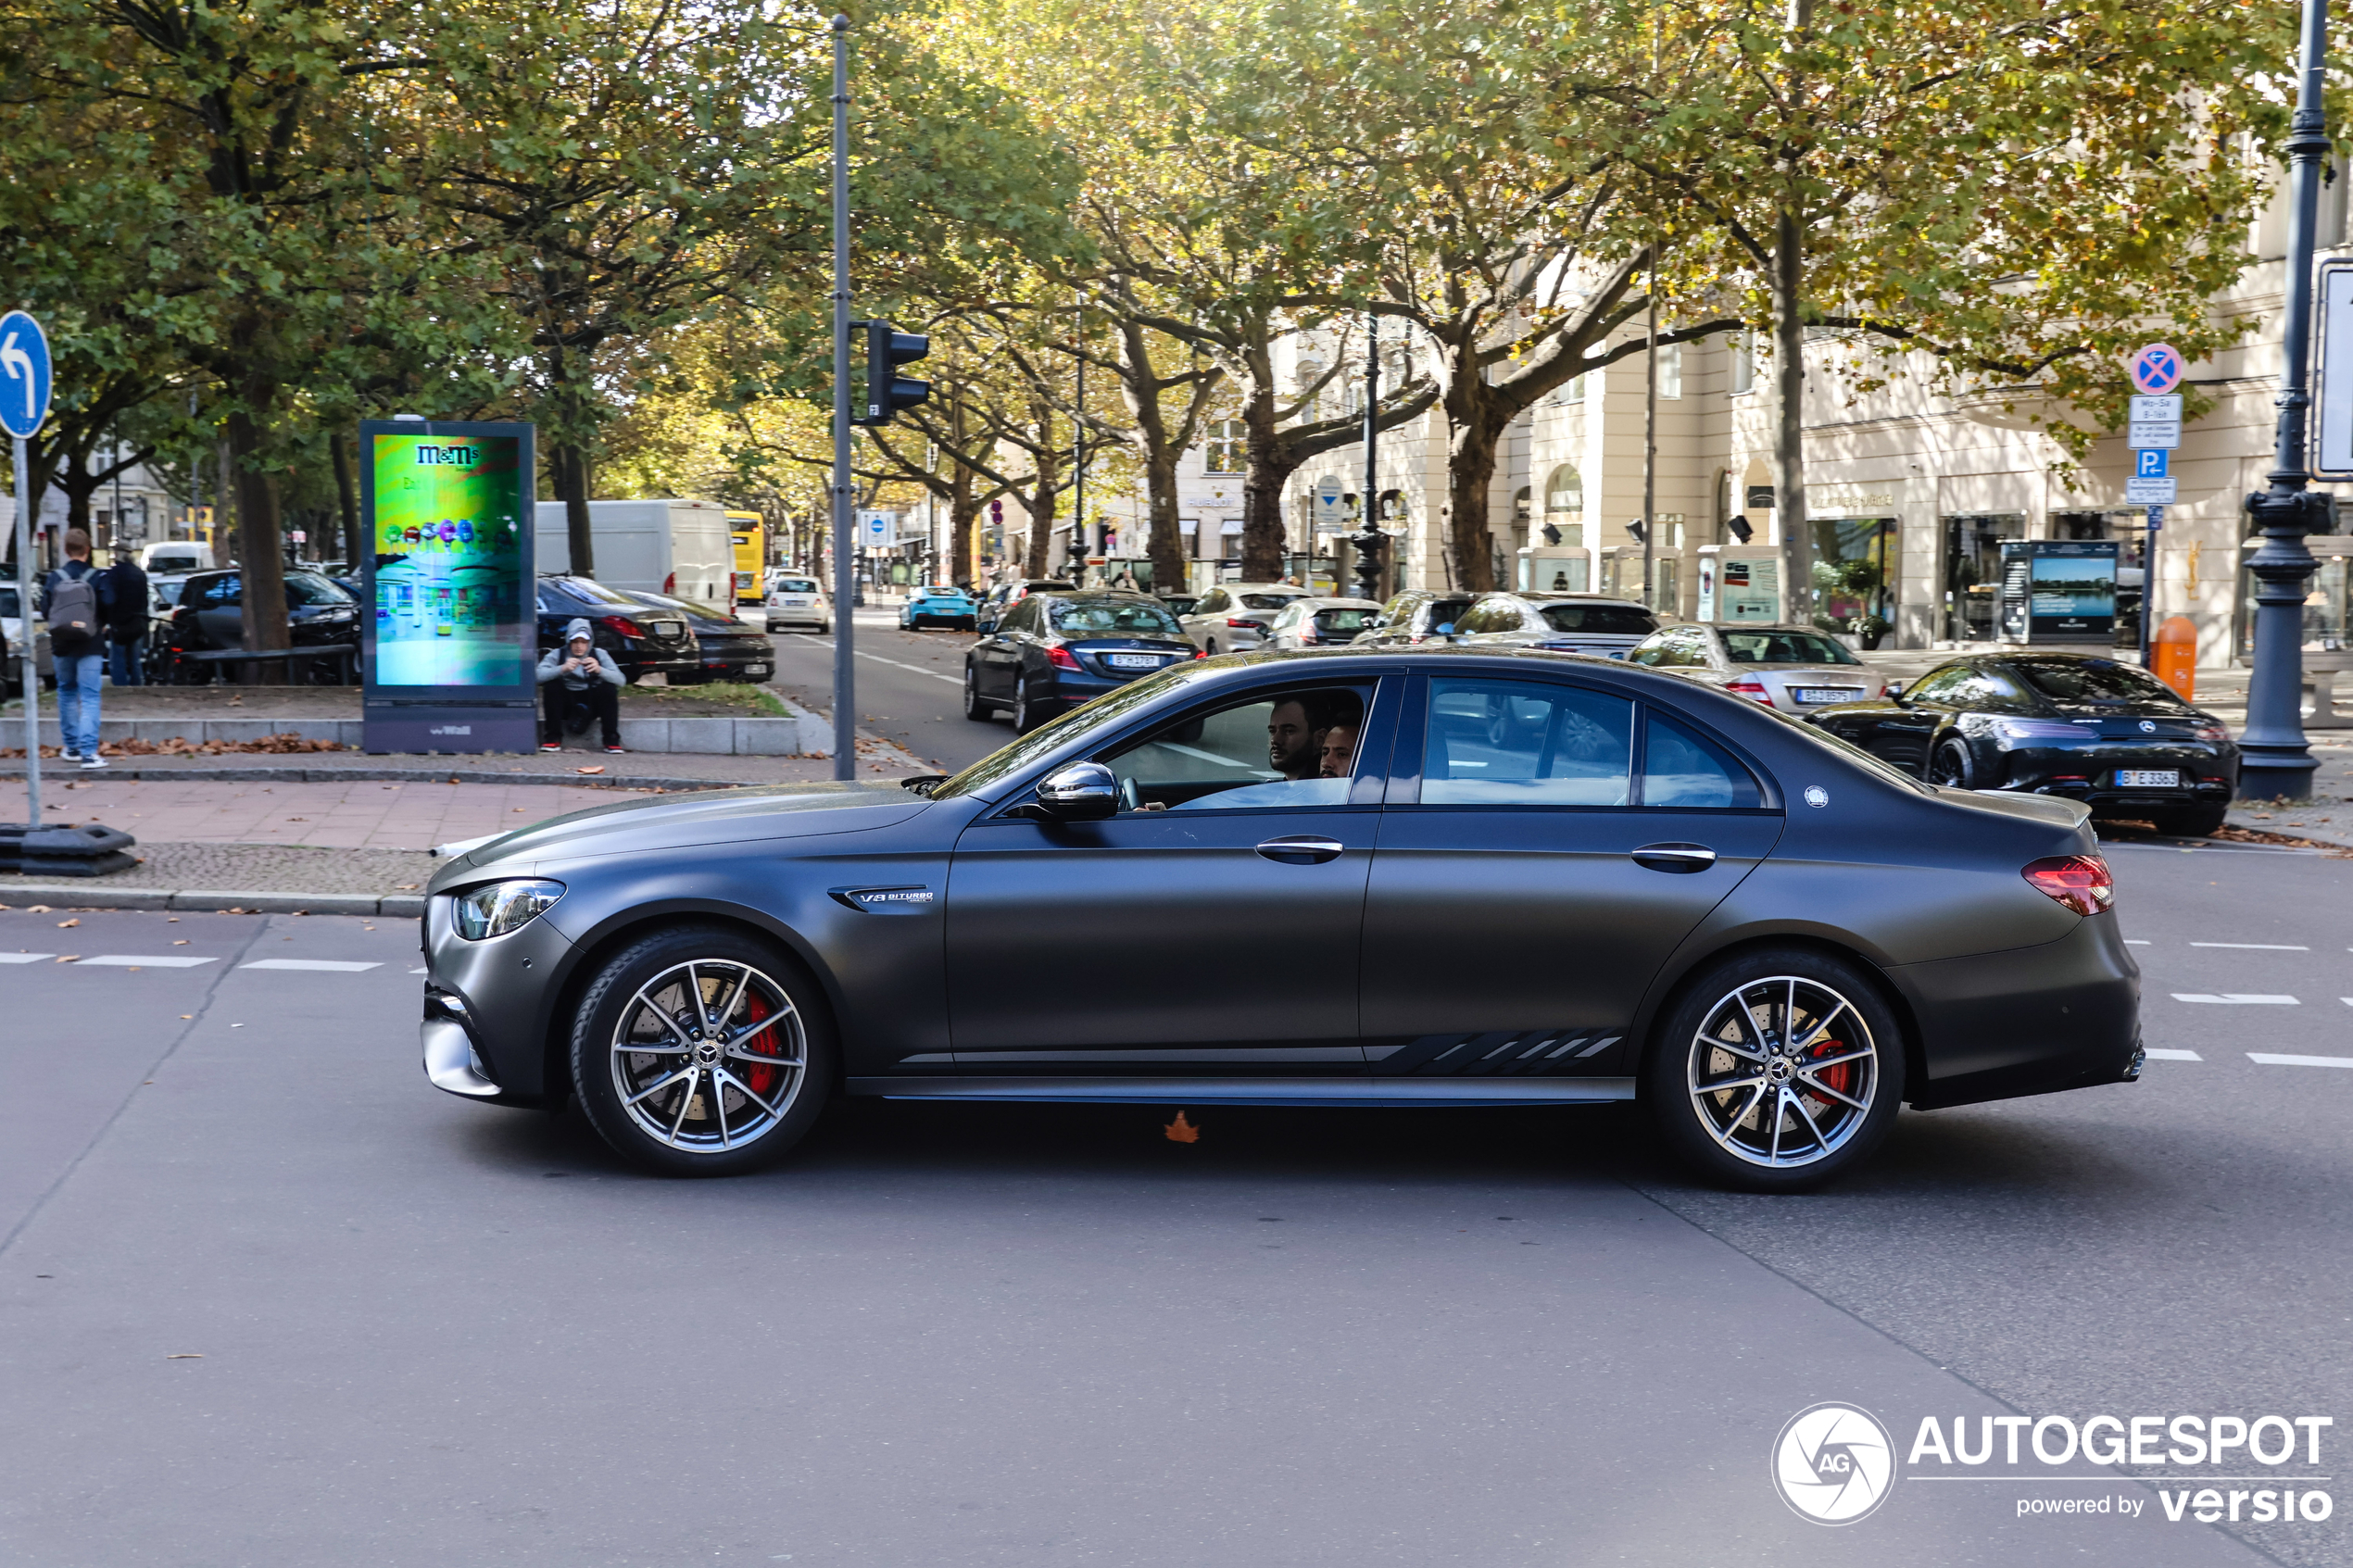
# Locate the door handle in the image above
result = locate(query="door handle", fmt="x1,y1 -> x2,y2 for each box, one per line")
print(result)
1631,842 -> 1718,873
1256,835 -> 1345,865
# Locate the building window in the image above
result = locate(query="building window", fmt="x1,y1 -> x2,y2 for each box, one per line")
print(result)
1563,372 -> 1585,405
1657,343 -> 1682,400
1543,463 -> 1583,519
1204,420 -> 1245,475
1730,332 -> 1755,396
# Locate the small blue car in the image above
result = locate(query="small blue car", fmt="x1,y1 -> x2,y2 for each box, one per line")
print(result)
899,585 -> 978,632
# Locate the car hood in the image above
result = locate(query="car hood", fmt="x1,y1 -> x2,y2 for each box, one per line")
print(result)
428,783 -> 928,889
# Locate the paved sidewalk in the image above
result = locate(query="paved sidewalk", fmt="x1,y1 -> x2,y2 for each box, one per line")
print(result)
0,775 -> 653,852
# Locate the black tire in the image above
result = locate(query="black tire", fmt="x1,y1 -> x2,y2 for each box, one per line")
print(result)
1204,639 -> 1220,657
1011,674 -> 1039,734
2147,803 -> 2229,837
1926,737 -> 1974,788
1642,946 -> 1906,1193
569,923 -> 836,1177
962,663 -> 994,720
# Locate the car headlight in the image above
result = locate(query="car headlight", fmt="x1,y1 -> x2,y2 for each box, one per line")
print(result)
452,879 -> 565,940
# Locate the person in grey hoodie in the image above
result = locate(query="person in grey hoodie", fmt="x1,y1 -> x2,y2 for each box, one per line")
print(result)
537,617 -> 626,752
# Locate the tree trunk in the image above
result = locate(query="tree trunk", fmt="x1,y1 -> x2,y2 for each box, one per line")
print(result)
227,406 -> 291,677
1024,435 -> 1061,578
553,442 -> 595,577
332,428 -> 362,571
1443,364 -> 1510,594
1113,319 -> 1202,597
1772,207 -> 1809,628
1239,383 -> 1290,581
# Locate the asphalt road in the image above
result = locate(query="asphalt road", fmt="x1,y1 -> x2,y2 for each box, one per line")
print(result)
761,608 -> 1013,774
0,843 -> 2346,1564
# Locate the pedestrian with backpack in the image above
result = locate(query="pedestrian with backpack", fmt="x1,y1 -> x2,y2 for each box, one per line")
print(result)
104,551 -> 149,685
42,528 -> 116,770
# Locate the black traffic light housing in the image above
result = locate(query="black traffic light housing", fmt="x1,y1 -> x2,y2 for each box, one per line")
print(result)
855,320 -> 930,425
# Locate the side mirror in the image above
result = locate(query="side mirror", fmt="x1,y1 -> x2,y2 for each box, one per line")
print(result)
1035,761 -> 1119,821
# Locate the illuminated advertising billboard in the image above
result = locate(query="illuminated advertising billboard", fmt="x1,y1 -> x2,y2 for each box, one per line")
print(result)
359,420 -> 537,753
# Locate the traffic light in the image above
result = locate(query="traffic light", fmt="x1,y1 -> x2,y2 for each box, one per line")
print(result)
856,320 -> 930,425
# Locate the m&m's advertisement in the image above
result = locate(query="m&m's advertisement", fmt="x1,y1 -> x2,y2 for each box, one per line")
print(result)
365,432 -> 530,689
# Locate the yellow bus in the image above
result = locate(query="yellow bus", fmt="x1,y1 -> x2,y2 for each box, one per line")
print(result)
726,511 -> 765,605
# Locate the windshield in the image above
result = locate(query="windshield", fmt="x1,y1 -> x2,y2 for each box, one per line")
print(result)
1537,603 -> 1655,634
635,594 -> 738,626
285,572 -> 352,607
2008,657 -> 2183,706
153,580 -> 186,606
0,586 -> 19,619
1743,696 -> 1933,794
1722,630 -> 1861,666
1314,608 -> 1378,634
1050,599 -> 1184,636
931,666 -> 1193,800
543,575 -> 640,608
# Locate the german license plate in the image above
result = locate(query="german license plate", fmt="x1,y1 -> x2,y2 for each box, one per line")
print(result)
1795,687 -> 1864,704
1107,652 -> 1164,670
649,621 -> 683,638
2116,769 -> 2180,788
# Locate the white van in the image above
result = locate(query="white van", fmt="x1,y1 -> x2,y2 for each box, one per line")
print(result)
533,499 -> 734,611
141,541 -> 213,573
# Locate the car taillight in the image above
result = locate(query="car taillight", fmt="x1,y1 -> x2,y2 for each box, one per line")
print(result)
2192,721 -> 2230,742
663,572 -> 676,595
1227,618 -> 1259,628
1725,679 -> 1772,704
1045,644 -> 1083,671
2022,855 -> 2114,916
1192,648 -> 1208,659
598,615 -> 646,639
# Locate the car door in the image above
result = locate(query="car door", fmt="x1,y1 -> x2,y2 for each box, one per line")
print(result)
943,677 -> 1396,1073
195,573 -> 243,648
1361,673 -> 1783,1082
972,598 -> 1035,698
1823,663 -> 1970,772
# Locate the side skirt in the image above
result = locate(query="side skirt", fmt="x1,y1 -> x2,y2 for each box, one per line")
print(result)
846,1074 -> 1635,1109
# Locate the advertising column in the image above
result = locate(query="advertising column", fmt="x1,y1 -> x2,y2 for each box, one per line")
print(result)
359,420 -> 538,753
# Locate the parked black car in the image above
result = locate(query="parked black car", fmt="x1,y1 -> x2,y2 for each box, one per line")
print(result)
963,591 -> 1200,732
535,574 -> 698,684
424,645 -> 2142,1190
1449,592 -> 1657,658
621,590 -> 774,685
975,578 -> 1076,633
1352,588 -> 1478,646
1803,651 -> 2238,835
163,569 -> 362,683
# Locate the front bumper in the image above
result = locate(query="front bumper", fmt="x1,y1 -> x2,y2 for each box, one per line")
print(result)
419,892 -> 580,1106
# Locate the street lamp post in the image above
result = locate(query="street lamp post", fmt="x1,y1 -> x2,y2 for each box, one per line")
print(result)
827,13 -> 855,784
1356,311 -> 1383,602
2240,0 -> 2334,802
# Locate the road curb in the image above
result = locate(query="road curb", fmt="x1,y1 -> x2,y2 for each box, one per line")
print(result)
0,884 -> 428,917
0,762 -> 771,791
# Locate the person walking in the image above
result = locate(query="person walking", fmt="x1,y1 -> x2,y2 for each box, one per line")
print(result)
536,617 -> 626,753
42,528 -> 115,769
104,550 -> 149,685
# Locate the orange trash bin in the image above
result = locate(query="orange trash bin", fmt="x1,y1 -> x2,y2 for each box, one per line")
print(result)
2153,616 -> 2196,701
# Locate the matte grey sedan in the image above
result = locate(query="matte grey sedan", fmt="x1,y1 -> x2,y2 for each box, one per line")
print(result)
421,647 -> 2142,1191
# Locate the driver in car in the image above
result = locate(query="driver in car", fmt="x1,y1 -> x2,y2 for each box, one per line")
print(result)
1268,697 -> 1321,780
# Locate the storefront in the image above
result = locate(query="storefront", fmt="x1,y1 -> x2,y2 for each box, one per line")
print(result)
1943,512 -> 2026,642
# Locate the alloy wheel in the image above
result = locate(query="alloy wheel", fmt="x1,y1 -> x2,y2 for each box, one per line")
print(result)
608,959 -> 808,1156
1928,740 -> 1971,787
1685,975 -> 1879,1169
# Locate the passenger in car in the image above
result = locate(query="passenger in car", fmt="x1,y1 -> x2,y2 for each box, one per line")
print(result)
1318,721 -> 1359,778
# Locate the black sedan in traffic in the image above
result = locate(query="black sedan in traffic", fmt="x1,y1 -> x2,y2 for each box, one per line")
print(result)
535,574 -> 699,685
1803,652 -> 2237,836
422,646 -> 2142,1192
963,590 -> 1201,733
162,568 -> 362,683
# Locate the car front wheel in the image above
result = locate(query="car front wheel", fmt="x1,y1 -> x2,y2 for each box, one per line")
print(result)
570,924 -> 834,1177
1011,674 -> 1039,734
1642,947 -> 1904,1192
1927,737 -> 1974,788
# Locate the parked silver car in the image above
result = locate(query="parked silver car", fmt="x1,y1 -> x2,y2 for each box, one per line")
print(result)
1448,592 -> 1657,658
1261,596 -> 1385,649
1178,583 -> 1315,654
1625,621 -> 1896,711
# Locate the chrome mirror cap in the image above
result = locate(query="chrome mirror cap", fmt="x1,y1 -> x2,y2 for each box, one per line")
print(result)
1036,761 -> 1119,821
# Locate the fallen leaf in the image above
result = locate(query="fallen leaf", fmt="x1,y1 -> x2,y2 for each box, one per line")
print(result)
55,956 -> 78,963
395,884 -> 419,891
574,765 -> 606,775
165,1353 -> 203,1360
128,967 -> 140,972
1164,1110 -> 1201,1144
166,917 -> 179,922
179,1015 -> 192,1020
26,905 -> 49,913
57,918 -> 77,928
173,940 -> 188,946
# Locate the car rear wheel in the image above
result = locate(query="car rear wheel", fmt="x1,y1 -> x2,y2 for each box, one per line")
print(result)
1927,737 -> 1974,788
2148,803 -> 2228,837
1642,947 -> 1904,1193
962,664 -> 993,720
570,925 -> 834,1177
1011,674 -> 1040,734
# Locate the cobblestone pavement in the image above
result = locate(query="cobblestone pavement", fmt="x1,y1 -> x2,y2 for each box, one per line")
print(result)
2,776 -> 658,852
0,738 -> 923,788
0,840 -> 436,897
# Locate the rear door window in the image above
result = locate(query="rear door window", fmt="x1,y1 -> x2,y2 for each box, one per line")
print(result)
1536,603 -> 1655,635
1642,712 -> 1763,808
1423,679 -> 1634,806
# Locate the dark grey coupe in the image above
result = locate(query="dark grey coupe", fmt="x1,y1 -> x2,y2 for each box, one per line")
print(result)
422,648 -> 2142,1191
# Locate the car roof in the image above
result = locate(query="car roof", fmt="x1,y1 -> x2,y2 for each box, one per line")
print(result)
1496,591 -> 1650,608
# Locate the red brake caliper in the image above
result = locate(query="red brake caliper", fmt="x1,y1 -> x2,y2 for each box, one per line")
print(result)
738,993 -> 777,1096
1808,1036 -> 1852,1098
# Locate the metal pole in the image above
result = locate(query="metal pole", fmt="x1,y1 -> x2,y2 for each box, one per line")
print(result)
2139,508 -> 2160,669
1363,312 -> 1380,598
2241,0 -> 2332,802
828,13 -> 856,784
1642,263 -> 1659,609
1074,307 -> 1087,571
14,435 -> 40,828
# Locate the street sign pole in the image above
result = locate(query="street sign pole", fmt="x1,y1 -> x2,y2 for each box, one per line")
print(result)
2140,506 -> 2164,670
13,434 -> 38,829
2241,0 -> 2333,802
828,13 -> 855,784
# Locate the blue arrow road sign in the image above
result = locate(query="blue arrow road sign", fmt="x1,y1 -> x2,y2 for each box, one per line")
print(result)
2134,447 -> 2170,479
0,310 -> 52,440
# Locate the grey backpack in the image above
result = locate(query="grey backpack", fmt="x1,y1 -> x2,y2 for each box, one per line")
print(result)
47,571 -> 99,654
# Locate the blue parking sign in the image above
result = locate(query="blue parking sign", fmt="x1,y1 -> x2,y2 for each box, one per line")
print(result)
0,310 -> 51,440
2133,447 -> 2169,479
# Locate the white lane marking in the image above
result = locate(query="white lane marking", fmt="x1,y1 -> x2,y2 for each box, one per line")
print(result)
2144,1048 -> 2204,1061
2171,993 -> 2298,1005
70,954 -> 217,968
238,959 -> 382,973
2248,1052 -> 2353,1069
2190,941 -> 2309,950
0,952 -> 57,963
410,966 -> 428,974
2124,939 -> 2152,947
787,635 -> 963,685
